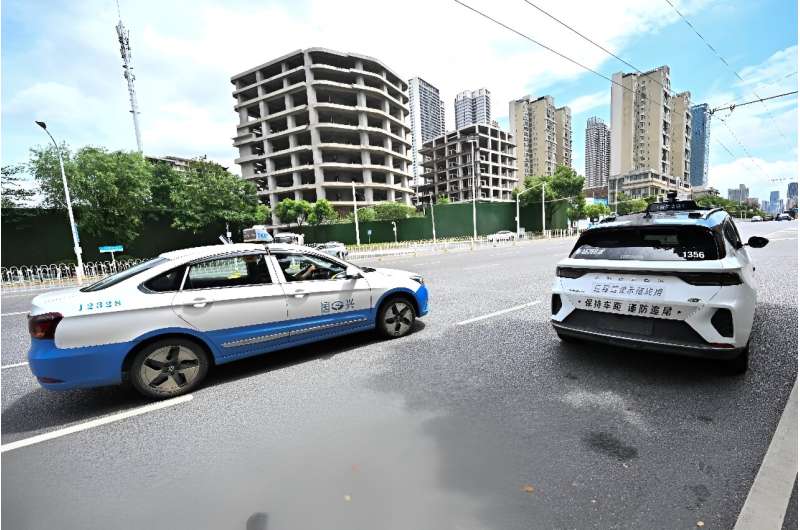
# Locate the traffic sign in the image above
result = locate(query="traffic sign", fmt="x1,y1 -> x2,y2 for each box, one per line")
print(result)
99,245 -> 124,253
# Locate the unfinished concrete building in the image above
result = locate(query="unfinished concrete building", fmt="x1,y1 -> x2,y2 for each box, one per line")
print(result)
230,48 -> 413,224
418,123 -> 516,204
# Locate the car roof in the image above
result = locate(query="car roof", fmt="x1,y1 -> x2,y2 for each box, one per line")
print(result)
588,208 -> 728,230
159,243 -> 265,260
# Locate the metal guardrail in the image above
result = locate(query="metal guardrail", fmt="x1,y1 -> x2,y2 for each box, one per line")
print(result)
0,259 -> 146,292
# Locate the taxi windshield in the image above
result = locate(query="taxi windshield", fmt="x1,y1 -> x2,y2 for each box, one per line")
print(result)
571,226 -> 721,261
80,257 -> 168,292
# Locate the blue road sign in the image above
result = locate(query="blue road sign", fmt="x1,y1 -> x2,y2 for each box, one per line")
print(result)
99,245 -> 124,253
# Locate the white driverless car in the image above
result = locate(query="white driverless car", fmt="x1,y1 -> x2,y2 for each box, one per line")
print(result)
551,197 -> 769,373
27,243 -> 428,398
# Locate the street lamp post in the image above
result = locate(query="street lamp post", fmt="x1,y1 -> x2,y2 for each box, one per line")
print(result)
391,221 -> 397,243
516,182 -> 547,237
35,121 -> 84,284
351,181 -> 361,246
470,139 -> 478,240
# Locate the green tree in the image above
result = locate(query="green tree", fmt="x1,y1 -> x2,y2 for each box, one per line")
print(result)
435,195 -> 450,204
517,166 -> 586,221
373,201 -> 418,221
1,164 -> 36,207
29,145 -> 153,242
149,161 -> 181,214
583,202 -> 611,220
308,199 -> 336,225
171,159 -> 269,232
274,198 -> 312,226
614,192 -> 648,215
345,206 -> 376,222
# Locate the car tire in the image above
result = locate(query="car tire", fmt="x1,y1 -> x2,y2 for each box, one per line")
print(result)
377,296 -> 416,339
721,343 -> 749,375
130,338 -> 210,399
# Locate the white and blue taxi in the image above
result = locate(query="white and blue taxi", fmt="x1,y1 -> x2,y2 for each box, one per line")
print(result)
28,243 -> 428,398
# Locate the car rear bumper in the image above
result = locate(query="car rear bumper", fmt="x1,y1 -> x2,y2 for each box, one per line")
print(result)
28,338 -> 128,390
415,284 -> 430,316
551,320 -> 744,360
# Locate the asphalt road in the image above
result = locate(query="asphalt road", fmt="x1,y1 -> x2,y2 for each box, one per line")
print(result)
1,221 -> 797,530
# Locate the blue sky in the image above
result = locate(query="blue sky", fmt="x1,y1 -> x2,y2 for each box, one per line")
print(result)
2,0 -> 797,203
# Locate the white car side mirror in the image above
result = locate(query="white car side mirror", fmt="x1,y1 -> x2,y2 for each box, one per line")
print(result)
345,265 -> 362,279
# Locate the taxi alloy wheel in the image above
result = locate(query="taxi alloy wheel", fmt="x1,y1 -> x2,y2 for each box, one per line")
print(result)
131,339 -> 209,399
379,298 -> 415,338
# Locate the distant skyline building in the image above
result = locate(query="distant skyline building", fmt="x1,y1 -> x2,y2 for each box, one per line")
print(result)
508,95 -> 572,180
728,184 -> 750,203
584,117 -> 610,189
788,182 -> 798,209
455,88 -> 491,129
610,65 -> 692,200
770,190 -> 780,214
408,77 -> 445,191
689,103 -> 710,187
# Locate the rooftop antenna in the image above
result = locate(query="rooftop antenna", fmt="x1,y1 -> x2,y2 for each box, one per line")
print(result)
115,0 -> 143,152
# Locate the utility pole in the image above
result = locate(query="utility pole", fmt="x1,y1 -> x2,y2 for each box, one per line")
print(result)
116,0 -> 143,152
430,201 -> 437,242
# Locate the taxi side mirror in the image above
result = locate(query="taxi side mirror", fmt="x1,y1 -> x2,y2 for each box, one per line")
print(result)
746,236 -> 769,248
345,265 -> 362,279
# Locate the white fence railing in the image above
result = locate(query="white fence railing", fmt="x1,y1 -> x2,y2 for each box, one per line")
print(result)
347,228 -> 581,261
1,259 -> 147,291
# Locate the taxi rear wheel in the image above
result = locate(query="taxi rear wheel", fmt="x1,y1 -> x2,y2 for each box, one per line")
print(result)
130,339 -> 210,399
378,297 -> 415,338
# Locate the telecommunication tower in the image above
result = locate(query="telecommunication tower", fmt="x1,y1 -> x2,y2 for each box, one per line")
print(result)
115,1 -> 143,152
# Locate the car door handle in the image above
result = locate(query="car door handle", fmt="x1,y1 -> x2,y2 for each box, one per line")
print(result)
292,289 -> 307,299
191,298 -> 210,308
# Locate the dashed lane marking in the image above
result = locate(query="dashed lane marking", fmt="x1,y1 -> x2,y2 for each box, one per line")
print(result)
456,301 -> 541,326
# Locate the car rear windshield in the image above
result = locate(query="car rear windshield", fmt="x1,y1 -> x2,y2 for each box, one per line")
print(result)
80,257 -> 168,292
570,226 -> 721,261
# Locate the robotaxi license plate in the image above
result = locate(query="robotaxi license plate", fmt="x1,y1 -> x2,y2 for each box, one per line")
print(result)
574,296 -> 688,320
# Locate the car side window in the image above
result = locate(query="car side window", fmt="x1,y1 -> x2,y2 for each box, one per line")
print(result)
275,253 -> 345,282
723,220 -> 742,250
143,266 -> 186,292
184,254 -> 271,290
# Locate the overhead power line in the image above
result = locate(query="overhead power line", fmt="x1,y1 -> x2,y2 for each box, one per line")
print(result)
454,0 -> 778,184
663,0 -> 795,150
709,90 -> 798,115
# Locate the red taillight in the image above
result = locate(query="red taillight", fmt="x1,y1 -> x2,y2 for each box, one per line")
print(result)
28,312 -> 63,339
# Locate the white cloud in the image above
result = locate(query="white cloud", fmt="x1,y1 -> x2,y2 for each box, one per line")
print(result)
0,0 -> 718,177
566,91 -> 608,115
709,157 -> 796,202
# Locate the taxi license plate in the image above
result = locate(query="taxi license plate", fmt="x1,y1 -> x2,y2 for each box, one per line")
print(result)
575,297 -> 686,320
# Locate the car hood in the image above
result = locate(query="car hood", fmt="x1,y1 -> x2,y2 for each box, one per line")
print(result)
365,267 -> 420,280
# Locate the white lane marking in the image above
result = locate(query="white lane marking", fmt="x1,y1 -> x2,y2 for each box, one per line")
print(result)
1,362 -> 29,370
1,311 -> 28,317
764,227 -> 798,238
768,237 -> 796,242
462,263 -> 500,271
733,380 -> 797,530
456,301 -> 541,326
0,394 -> 194,453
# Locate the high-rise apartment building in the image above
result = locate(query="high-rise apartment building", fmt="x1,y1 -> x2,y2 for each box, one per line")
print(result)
584,117 -> 610,189
408,77 -> 445,191
455,88 -> 491,129
508,95 -> 572,180
418,123 -> 516,204
230,48 -> 413,224
610,66 -> 692,200
689,103 -> 710,187
727,184 -> 750,203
